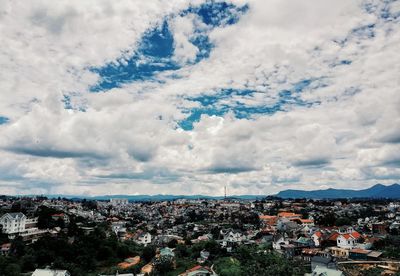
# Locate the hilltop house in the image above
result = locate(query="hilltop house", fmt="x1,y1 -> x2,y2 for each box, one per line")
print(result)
0,213 -> 27,234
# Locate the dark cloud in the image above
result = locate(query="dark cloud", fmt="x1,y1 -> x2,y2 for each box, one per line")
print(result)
379,131 -> 400,144
96,167 -> 180,182
292,157 -> 330,167
206,165 -> 255,174
7,147 -> 106,159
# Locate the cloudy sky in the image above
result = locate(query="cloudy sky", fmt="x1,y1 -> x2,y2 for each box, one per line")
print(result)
0,0 -> 399,196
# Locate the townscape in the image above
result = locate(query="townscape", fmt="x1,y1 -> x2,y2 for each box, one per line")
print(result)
0,196 -> 399,276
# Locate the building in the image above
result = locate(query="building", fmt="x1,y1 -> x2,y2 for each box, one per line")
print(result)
0,212 -> 46,241
278,212 -> 302,220
0,212 -> 39,235
110,198 -> 129,206
160,247 -> 175,258
32,269 -> 71,276
0,212 -> 26,234
259,215 -> 278,226
312,231 -> 323,247
1,243 -> 11,256
348,248 -> 383,260
137,232 -> 152,246
372,223 -> 387,235
336,231 -> 361,249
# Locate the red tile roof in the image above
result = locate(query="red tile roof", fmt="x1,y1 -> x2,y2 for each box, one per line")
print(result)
313,231 -> 323,238
328,232 -> 340,241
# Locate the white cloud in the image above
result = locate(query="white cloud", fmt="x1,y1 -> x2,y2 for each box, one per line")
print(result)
0,0 -> 398,196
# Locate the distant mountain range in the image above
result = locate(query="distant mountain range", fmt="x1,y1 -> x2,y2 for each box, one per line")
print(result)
28,194 -> 266,202
8,183 -> 400,201
276,183 -> 400,199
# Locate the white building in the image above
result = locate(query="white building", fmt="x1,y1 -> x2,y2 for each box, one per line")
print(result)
0,213 -> 26,234
337,231 -> 361,249
32,269 -> 70,276
0,213 -> 44,241
312,231 -> 323,247
137,232 -> 152,246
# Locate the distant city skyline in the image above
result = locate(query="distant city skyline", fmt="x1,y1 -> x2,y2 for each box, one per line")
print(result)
0,0 -> 399,196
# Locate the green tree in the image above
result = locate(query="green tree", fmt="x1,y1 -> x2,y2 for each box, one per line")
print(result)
142,245 -> 156,263
214,257 -> 242,276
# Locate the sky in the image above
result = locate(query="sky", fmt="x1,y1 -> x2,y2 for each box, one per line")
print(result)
0,0 -> 399,196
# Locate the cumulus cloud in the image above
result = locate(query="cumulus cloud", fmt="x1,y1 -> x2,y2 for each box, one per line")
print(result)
0,0 -> 399,195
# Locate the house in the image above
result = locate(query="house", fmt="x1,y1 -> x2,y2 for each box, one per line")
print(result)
278,212 -> 302,220
160,247 -> 175,258
0,213 -> 44,241
312,231 -> 323,247
197,249 -> 210,263
179,265 -> 217,276
1,243 -> 11,255
300,219 -> 315,227
296,236 -> 314,247
272,234 -> 289,250
32,269 -> 71,276
137,232 -> 152,246
51,213 -> 69,224
327,232 -> 340,246
259,215 -> 278,226
0,212 -> 26,234
221,230 -> 244,248
277,218 -> 299,232
281,244 -> 297,258
348,249 -> 383,260
329,246 -> 349,259
336,231 -> 361,249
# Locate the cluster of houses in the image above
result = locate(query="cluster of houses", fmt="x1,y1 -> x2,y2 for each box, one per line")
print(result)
1,196 -> 400,275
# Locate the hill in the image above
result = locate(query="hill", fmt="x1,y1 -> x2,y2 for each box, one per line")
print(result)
276,183 -> 400,199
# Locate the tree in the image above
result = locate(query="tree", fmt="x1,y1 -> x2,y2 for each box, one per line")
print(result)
10,236 -> 25,258
36,206 -> 59,229
153,256 -> 173,274
335,217 -> 352,227
2,263 -> 21,276
167,239 -> 178,248
142,245 -> 156,263
214,257 -> 242,276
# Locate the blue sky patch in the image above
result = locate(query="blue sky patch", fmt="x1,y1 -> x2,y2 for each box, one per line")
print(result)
179,80 -> 321,130
89,1 -> 248,92
185,1 -> 249,27
90,21 -> 179,92
0,116 -> 9,125
363,0 -> 400,21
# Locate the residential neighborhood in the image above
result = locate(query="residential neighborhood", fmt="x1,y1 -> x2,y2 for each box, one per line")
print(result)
0,195 -> 399,275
